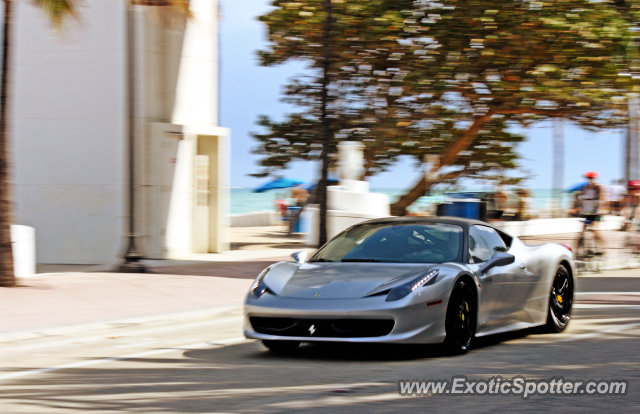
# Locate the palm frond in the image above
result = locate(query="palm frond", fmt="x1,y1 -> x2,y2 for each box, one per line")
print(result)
29,0 -> 81,30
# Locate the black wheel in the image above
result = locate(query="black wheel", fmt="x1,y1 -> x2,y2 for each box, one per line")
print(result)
576,234 -> 593,260
546,265 -> 573,333
443,280 -> 477,354
576,232 -> 601,273
262,340 -> 300,353
625,232 -> 640,260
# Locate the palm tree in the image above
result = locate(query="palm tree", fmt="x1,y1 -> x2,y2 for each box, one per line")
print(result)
0,0 -> 191,286
0,0 -> 79,288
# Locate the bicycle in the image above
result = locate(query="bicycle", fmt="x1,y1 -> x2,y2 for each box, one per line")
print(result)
623,218 -> 640,262
575,218 -> 604,273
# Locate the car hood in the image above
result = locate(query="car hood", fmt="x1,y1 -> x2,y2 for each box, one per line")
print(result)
262,262 -> 435,299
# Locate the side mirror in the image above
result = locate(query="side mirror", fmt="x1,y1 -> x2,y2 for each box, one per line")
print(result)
478,252 -> 515,274
291,251 -> 307,264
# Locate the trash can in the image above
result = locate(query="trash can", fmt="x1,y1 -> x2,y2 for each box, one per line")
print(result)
288,206 -> 303,233
438,199 -> 481,220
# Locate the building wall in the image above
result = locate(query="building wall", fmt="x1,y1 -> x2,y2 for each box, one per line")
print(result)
11,0 -> 226,264
136,0 -> 227,258
12,0 -> 127,264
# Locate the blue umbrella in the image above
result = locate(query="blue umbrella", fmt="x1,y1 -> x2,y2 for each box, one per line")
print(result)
565,182 -> 588,192
253,177 -> 306,193
302,178 -> 339,192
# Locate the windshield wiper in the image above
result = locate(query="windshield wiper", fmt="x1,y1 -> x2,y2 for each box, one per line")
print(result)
341,258 -> 403,263
308,258 -> 336,262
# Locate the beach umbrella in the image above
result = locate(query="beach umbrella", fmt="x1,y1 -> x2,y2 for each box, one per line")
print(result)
253,177 -> 306,193
302,178 -> 339,192
565,182 -> 588,192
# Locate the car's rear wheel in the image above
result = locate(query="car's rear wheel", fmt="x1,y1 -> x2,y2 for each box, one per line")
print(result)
443,280 -> 477,354
262,340 -> 301,352
546,264 -> 573,333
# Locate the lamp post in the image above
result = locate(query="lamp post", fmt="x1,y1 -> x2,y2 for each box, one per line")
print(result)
626,94 -> 640,181
552,118 -> 564,217
119,3 -> 145,273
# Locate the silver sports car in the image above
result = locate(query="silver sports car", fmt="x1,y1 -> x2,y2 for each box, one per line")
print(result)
243,217 -> 575,353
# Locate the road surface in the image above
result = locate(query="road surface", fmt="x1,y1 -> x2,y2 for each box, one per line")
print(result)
1,269 -> 639,413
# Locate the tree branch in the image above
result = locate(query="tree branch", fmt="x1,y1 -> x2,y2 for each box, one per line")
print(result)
390,106 -> 565,216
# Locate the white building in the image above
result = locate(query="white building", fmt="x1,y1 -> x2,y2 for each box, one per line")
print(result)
11,0 -> 229,265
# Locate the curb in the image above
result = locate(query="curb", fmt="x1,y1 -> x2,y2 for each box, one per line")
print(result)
576,259 -> 640,273
0,305 -> 242,347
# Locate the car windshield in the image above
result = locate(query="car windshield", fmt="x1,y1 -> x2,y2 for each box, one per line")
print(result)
310,222 -> 464,264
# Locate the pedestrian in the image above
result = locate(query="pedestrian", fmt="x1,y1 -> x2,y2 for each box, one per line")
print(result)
515,188 -> 534,221
274,192 -> 288,221
493,185 -> 508,220
610,179 -> 627,215
288,185 -> 309,234
291,185 -> 309,207
579,172 -> 604,244
567,190 -> 582,217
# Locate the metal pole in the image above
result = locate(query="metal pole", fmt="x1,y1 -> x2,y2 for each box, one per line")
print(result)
119,3 -> 145,273
316,0 -> 332,247
627,94 -> 640,181
553,118 -> 564,216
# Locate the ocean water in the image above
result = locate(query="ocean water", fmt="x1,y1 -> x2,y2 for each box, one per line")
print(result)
229,188 -> 570,215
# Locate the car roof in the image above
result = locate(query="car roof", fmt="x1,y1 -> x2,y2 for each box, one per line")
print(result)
361,216 -> 497,231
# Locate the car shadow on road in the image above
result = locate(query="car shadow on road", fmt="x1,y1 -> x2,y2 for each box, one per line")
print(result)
183,328 -> 541,364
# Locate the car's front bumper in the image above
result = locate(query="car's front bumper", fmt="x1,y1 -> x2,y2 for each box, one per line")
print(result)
243,290 -> 449,344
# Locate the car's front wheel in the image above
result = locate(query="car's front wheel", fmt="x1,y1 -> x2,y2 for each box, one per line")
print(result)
262,340 -> 301,353
443,280 -> 477,354
546,264 -> 573,333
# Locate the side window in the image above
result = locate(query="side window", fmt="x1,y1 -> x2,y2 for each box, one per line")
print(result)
469,225 -> 508,263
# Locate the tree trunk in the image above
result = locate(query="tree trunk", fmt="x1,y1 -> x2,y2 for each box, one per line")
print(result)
0,0 -> 15,287
390,111 -> 495,216
317,0 -> 332,247
390,176 -> 434,216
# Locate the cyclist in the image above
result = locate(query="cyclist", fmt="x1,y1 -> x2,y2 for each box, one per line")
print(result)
626,180 -> 640,223
580,171 -> 605,244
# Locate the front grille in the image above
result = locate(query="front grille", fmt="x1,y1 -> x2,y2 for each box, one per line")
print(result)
249,317 -> 395,338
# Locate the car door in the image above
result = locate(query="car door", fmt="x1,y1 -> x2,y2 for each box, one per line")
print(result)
470,225 -> 524,332
507,239 -> 544,324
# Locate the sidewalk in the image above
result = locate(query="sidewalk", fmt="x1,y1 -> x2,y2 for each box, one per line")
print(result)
0,226 -> 309,341
0,272 -> 253,335
522,230 -> 633,270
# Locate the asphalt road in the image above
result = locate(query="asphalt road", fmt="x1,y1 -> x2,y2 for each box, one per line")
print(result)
1,269 -> 640,413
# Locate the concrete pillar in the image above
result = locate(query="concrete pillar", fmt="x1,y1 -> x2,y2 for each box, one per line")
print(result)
197,132 -> 229,253
337,141 -> 365,182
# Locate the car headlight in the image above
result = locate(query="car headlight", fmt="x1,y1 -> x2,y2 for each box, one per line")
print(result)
386,270 -> 439,302
249,266 -> 275,299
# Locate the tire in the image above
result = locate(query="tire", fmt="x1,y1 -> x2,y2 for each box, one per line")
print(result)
576,232 -> 601,273
576,234 -> 595,260
262,340 -> 301,353
443,280 -> 477,354
575,236 -> 586,261
546,265 -> 573,333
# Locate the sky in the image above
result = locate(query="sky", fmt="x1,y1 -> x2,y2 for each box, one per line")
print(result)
220,0 -> 626,191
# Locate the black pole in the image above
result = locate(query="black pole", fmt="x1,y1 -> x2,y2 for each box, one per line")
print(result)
119,3 -> 145,273
317,0 -> 332,247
